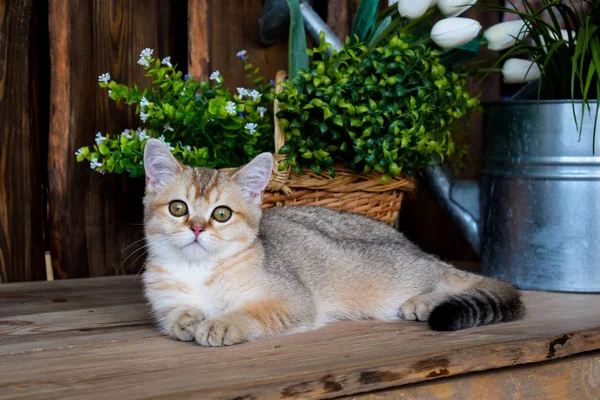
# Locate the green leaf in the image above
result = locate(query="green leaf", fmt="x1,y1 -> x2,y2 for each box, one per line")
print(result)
286,0 -> 309,78
368,15 -> 391,46
351,0 -> 380,43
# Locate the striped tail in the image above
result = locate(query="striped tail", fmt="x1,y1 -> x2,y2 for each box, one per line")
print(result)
428,282 -> 525,331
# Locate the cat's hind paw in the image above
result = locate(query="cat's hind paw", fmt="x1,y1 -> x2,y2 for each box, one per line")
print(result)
195,319 -> 246,347
398,295 -> 441,322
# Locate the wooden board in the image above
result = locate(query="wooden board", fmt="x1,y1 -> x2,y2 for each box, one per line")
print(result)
47,0 -> 173,279
0,0 -> 46,282
1,277 -> 600,399
353,352 -> 600,399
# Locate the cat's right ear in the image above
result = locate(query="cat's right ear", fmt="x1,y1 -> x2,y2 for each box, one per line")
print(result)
144,138 -> 182,190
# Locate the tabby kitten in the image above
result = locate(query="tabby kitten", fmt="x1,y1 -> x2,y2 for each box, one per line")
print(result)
142,139 -> 524,347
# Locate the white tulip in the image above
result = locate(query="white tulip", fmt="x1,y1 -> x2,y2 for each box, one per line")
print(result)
438,0 -> 478,17
430,17 -> 482,49
397,0 -> 432,19
484,20 -> 527,51
502,59 -> 541,83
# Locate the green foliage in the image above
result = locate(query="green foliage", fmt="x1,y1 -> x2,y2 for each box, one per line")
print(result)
286,0 -> 309,78
276,33 -> 478,177
78,51 -> 275,176
351,0 -> 380,43
487,0 -> 599,143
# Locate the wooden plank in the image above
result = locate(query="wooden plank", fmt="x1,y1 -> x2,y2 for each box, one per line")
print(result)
1,277 -> 600,399
208,0 -> 288,91
187,0 -> 210,81
47,0 -> 173,279
353,351 -> 600,399
0,0 -> 46,282
0,276 -> 144,317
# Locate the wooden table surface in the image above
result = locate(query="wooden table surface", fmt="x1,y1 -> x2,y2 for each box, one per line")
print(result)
1,276 -> 599,399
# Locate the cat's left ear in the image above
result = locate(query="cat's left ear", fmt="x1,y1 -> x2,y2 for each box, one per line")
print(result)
144,138 -> 182,190
233,153 -> 273,203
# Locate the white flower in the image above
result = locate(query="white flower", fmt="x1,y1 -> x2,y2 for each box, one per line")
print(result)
140,111 -> 150,122
136,128 -> 150,141
158,135 -> 175,151
163,123 -> 174,132
90,158 -> 102,170
161,56 -> 172,67
438,0 -> 477,17
98,73 -> 111,84
502,58 -> 541,84
226,101 -> 237,115
121,129 -> 132,139
245,122 -> 258,135
237,87 -> 248,99
430,17 -> 482,49
140,97 -> 150,109
108,90 -> 112,96
138,48 -> 154,67
484,20 -> 527,51
397,0 -> 432,19
257,106 -> 267,118
249,90 -> 261,102
210,70 -> 221,82
165,74 -> 169,79
186,145 -> 191,152
75,149 -> 83,156
95,132 -> 105,145
180,89 -> 186,96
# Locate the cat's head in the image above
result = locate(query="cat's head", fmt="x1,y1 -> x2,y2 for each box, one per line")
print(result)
142,139 -> 273,262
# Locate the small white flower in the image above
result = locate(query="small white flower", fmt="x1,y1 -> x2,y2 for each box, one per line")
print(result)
226,101 -> 237,115
245,122 -> 258,135
138,48 -> 154,67
161,56 -> 172,67
186,145 -> 191,152
140,111 -> 150,122
121,129 -> 132,139
90,158 -> 102,170
95,132 -> 105,145
210,70 -> 221,82
158,135 -> 175,151
208,118 -> 214,122
237,87 -> 248,99
136,128 -> 150,141
257,106 -> 267,118
249,90 -> 261,102
180,89 -> 186,96
99,169 -> 107,175
108,90 -> 112,96
236,49 -> 247,59
165,74 -> 169,79
98,73 -> 111,84
140,97 -> 150,109
75,149 -> 83,156
163,122 -> 174,132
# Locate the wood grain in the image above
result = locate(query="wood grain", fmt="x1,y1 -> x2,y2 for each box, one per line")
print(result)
47,0 -> 173,279
0,0 -> 45,283
188,0 -> 210,80
353,352 -> 600,399
208,0 -> 288,92
1,277 -> 600,399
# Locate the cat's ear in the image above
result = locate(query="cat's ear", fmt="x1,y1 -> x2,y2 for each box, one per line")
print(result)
233,152 -> 273,203
144,138 -> 182,190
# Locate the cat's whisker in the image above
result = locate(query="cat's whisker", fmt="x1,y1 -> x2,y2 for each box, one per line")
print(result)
117,237 -> 172,275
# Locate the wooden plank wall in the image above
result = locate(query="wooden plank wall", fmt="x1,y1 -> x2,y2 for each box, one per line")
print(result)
0,0 -> 46,282
1,0 -> 501,282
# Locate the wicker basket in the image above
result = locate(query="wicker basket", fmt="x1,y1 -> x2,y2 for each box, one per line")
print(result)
260,71 -> 416,225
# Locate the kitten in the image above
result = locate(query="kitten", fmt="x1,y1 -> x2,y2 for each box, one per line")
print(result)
142,139 -> 524,347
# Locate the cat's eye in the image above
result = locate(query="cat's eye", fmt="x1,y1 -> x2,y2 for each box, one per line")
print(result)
212,206 -> 232,223
168,200 -> 188,217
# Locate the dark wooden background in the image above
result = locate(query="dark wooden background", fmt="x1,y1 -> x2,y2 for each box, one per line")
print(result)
0,0 -> 501,283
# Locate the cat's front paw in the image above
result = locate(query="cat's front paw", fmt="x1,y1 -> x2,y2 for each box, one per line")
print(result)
169,308 -> 206,342
195,319 -> 246,347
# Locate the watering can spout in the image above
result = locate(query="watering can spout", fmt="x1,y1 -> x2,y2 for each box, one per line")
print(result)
424,161 -> 481,255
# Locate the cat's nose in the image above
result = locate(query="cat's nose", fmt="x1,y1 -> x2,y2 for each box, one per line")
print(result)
190,225 -> 204,237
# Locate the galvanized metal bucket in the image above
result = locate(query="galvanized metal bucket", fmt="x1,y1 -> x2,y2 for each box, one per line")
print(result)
481,100 -> 600,292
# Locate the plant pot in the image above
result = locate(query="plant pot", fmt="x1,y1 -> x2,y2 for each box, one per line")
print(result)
481,100 -> 600,292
